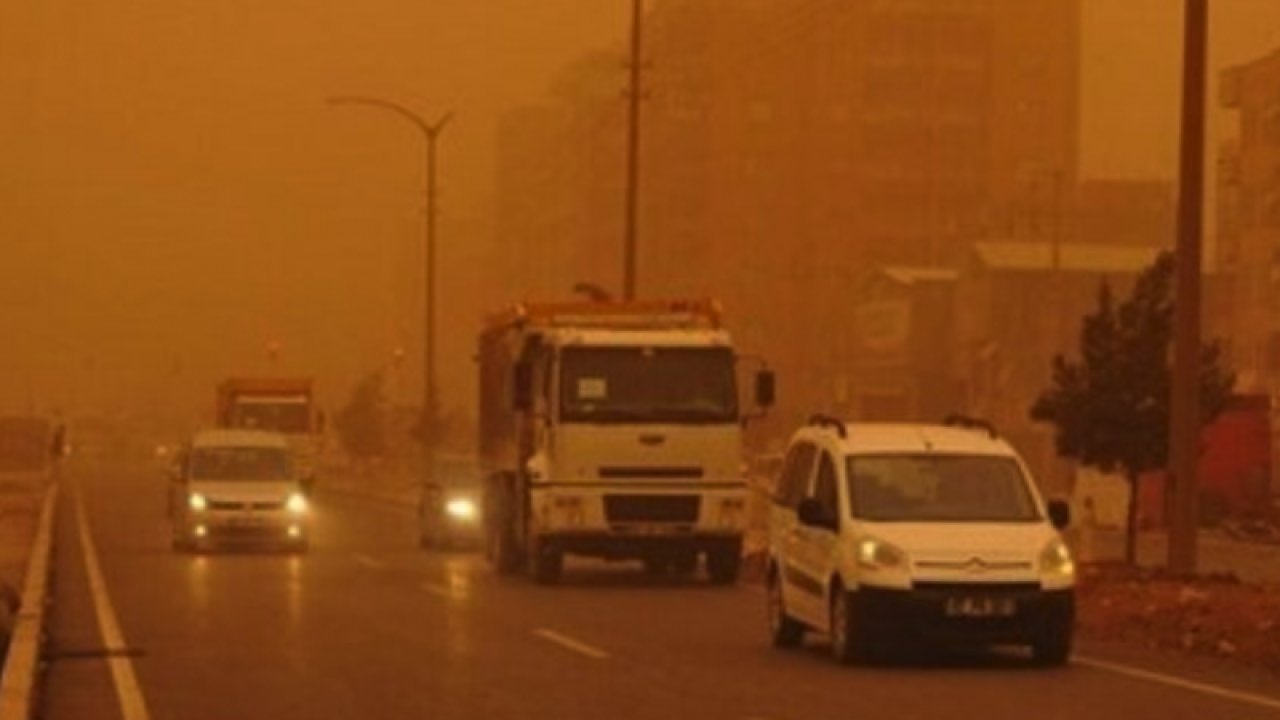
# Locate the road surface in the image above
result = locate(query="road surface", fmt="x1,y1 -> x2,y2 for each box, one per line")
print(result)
37,459 -> 1280,719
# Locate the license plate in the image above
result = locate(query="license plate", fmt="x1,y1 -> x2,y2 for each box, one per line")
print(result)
944,595 -> 1016,618
228,515 -> 267,527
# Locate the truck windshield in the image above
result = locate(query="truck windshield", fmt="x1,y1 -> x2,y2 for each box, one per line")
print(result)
559,346 -> 738,424
190,446 -> 292,481
846,454 -> 1040,523
230,401 -> 311,433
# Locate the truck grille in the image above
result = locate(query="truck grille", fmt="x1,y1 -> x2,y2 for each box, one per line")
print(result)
604,494 -> 700,524
208,500 -> 285,511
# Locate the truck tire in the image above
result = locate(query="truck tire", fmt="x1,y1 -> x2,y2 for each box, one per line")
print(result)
491,524 -> 521,575
642,555 -> 668,576
530,540 -> 563,585
671,550 -> 699,576
707,542 -> 742,585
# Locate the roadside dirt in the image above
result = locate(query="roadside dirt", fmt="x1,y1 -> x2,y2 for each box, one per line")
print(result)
0,478 -> 42,659
1076,562 -> 1280,673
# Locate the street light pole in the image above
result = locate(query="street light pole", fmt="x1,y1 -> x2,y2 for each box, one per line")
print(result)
623,0 -> 644,301
327,95 -> 453,476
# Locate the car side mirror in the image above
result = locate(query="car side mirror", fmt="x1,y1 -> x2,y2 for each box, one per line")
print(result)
513,362 -> 533,412
797,498 -> 830,529
755,370 -> 776,409
1047,499 -> 1071,530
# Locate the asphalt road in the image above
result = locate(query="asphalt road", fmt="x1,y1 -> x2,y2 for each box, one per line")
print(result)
37,459 -> 1280,720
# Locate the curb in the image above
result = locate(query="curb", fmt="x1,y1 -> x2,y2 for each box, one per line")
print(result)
0,483 -> 58,720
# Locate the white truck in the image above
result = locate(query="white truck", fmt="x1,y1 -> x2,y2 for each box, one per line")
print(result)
478,299 -> 774,584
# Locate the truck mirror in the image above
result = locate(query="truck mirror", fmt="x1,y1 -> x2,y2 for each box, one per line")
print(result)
513,362 -> 534,412
755,370 -> 776,408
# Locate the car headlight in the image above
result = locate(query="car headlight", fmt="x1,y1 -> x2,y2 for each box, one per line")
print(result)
856,537 -> 907,570
1040,538 -> 1075,577
188,493 -> 208,512
445,497 -> 478,521
286,492 -> 309,515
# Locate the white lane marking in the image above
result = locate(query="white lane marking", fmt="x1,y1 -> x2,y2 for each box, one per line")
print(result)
533,628 -> 610,660
420,581 -> 456,599
354,554 -> 387,570
1076,655 -> 1280,712
0,484 -> 58,720
75,483 -> 152,720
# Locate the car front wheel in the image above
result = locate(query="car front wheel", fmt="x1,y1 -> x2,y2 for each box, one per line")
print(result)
767,571 -> 805,648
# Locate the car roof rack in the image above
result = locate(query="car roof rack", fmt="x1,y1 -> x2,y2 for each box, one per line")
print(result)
941,413 -> 998,438
808,414 -> 847,439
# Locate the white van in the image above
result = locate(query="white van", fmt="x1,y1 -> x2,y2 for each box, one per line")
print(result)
168,429 -> 311,553
765,416 -> 1075,665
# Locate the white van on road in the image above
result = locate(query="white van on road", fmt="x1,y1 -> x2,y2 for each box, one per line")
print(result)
766,416 -> 1075,666
168,429 -> 312,553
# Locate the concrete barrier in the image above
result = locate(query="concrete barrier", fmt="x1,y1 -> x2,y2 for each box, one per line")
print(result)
0,484 -> 58,720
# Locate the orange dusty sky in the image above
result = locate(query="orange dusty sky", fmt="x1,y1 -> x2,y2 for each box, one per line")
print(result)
0,0 -> 1277,427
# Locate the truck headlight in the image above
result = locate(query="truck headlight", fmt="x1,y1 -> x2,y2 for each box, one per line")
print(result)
286,492 -> 309,515
446,497 -> 478,521
188,493 -> 208,512
1040,538 -> 1075,577
856,537 -> 907,570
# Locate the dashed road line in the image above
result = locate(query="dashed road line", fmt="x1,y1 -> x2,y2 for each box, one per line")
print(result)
420,581 -> 457,599
533,628 -> 610,660
1076,655 -> 1280,712
75,482 -> 152,720
354,554 -> 387,570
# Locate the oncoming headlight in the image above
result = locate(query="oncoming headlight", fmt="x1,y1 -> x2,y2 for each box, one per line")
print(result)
1040,538 -> 1075,577
856,537 -> 907,570
445,497 -> 478,521
286,492 -> 309,515
188,493 -> 208,512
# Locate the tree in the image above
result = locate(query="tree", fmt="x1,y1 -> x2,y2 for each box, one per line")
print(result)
335,370 -> 388,464
1030,251 -> 1234,565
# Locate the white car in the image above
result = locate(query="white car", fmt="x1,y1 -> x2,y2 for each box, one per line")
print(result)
765,416 -> 1075,665
168,429 -> 311,553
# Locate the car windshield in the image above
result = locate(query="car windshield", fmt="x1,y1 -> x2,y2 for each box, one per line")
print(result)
189,446 -> 292,481
845,454 -> 1040,523
559,346 -> 738,424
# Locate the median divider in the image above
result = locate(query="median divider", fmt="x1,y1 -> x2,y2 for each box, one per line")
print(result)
0,483 -> 59,720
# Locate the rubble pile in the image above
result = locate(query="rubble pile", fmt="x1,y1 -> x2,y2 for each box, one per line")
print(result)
1077,562 -> 1280,671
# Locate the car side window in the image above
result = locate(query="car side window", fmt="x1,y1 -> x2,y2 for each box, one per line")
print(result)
777,442 -> 817,509
813,452 -> 840,527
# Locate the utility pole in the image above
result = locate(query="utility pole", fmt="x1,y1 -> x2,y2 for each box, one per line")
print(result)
1168,0 -> 1208,574
622,0 -> 644,301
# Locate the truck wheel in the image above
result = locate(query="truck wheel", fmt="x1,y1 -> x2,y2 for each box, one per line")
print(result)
491,525 -> 521,575
530,541 -> 563,585
671,551 -> 698,576
642,555 -> 667,576
707,544 -> 742,585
